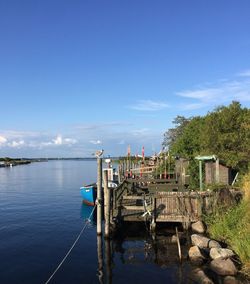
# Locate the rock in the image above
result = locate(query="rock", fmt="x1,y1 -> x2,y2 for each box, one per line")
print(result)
191,268 -> 214,284
192,221 -> 206,234
191,234 -> 222,249
223,276 -> 239,284
210,248 -> 235,260
191,234 -> 210,248
210,258 -> 237,276
208,239 -> 221,249
189,246 -> 205,264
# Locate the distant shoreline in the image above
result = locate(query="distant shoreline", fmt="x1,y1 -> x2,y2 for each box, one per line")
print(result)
0,157 -> 122,162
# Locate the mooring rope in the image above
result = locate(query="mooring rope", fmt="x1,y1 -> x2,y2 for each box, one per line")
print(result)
44,204 -> 97,284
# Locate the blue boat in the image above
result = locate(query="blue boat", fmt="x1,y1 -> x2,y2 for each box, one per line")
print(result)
80,167 -> 118,206
80,183 -> 97,206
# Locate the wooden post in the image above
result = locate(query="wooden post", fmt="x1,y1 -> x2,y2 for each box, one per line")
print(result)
103,170 -> 111,238
118,164 -> 121,183
150,196 -> 156,232
97,157 -> 103,235
176,227 -> 182,262
215,158 -> 220,184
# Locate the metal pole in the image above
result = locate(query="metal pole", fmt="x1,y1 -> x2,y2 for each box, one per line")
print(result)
199,160 -> 203,191
97,157 -> 103,235
103,170 -> 110,238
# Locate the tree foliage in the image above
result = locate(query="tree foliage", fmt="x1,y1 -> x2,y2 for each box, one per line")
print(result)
163,101 -> 250,176
202,101 -> 250,170
162,115 -> 190,150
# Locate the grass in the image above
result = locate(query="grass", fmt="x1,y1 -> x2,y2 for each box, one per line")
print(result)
204,171 -> 250,272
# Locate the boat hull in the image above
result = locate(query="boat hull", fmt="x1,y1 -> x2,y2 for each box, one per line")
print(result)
80,185 -> 97,206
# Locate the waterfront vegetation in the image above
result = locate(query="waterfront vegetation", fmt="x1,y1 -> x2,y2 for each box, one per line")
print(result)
162,101 -> 250,272
162,101 -> 250,188
0,157 -> 32,166
205,172 -> 250,274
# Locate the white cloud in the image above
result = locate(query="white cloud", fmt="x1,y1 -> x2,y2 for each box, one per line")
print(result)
0,135 -> 7,145
43,135 -> 78,147
64,138 -> 77,145
0,135 -> 26,148
131,128 -> 150,136
237,69 -> 250,77
8,140 -> 25,148
179,103 -> 206,111
0,130 -> 42,139
90,140 -> 102,145
129,100 -> 169,111
177,88 -> 222,100
40,141 -> 53,147
177,73 -> 250,109
53,135 -> 63,145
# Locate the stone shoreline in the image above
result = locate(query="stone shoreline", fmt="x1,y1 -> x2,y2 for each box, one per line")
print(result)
188,221 -> 248,284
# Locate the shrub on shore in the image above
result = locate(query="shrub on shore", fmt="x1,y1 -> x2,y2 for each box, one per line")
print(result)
205,171 -> 250,272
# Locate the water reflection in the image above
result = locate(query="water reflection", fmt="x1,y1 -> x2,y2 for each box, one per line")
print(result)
80,203 -> 97,225
96,223 -> 193,284
113,224 -> 187,267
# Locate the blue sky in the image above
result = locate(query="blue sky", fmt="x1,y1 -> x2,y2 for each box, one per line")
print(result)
0,0 -> 250,157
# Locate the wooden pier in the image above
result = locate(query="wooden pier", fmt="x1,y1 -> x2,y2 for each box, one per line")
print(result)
111,178 -> 216,229
97,156 -> 240,237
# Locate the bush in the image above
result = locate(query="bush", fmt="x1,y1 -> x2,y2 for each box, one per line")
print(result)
205,171 -> 250,269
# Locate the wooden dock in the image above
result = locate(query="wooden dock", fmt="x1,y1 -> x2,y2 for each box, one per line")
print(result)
97,157 -> 241,237
111,178 -> 216,229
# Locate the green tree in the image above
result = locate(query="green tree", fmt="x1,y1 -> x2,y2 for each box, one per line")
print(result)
203,101 -> 250,170
162,101 -> 250,189
162,116 -> 190,150
170,116 -> 205,158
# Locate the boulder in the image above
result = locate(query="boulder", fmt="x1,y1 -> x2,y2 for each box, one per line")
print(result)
191,268 -> 214,284
191,234 -> 210,248
210,258 -> 237,276
210,248 -> 235,260
208,239 -> 221,249
191,234 -> 221,249
189,246 -> 205,264
192,221 -> 206,234
223,276 -> 239,284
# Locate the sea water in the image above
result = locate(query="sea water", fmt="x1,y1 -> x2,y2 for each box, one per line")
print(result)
0,160 -> 194,284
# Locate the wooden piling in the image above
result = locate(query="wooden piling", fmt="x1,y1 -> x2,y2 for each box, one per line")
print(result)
150,197 -> 156,232
215,158 -> 220,183
97,157 -> 103,235
103,170 -> 111,238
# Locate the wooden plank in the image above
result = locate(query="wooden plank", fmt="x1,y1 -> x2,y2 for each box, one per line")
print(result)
126,178 -> 177,183
123,206 -> 145,210
130,166 -> 156,172
122,195 -> 149,200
